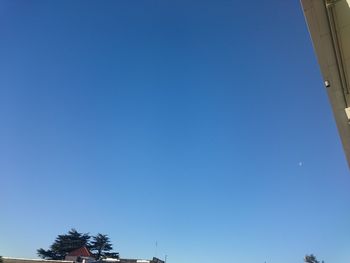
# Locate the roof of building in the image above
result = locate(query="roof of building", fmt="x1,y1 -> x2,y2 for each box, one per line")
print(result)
66,247 -> 92,257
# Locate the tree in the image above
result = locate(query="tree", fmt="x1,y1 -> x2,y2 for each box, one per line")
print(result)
0,256 -> 3,263
90,234 -> 119,260
304,254 -> 322,263
37,229 -> 119,261
37,229 -> 91,260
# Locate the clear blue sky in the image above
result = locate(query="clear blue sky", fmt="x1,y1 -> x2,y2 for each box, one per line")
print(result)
1,1 -> 350,263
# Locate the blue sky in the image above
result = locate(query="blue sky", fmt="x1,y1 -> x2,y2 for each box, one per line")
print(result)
1,1 -> 350,263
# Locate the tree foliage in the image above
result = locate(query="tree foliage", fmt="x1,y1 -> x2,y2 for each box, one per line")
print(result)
304,254 -> 321,263
37,229 -> 91,260
90,234 -> 116,260
37,229 -> 119,260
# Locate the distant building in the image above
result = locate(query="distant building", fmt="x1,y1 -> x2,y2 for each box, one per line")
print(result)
2,257 -> 73,263
111,258 -> 164,263
65,247 -> 95,263
2,256 -> 164,263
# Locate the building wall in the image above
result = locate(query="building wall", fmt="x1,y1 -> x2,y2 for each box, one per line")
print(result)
113,258 -> 164,263
3,257 -> 74,263
3,257 -> 163,263
301,0 -> 350,167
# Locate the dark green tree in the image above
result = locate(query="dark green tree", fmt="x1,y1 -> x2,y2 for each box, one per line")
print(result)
90,234 -> 118,260
304,254 -> 321,263
0,255 -> 3,263
37,229 -> 91,260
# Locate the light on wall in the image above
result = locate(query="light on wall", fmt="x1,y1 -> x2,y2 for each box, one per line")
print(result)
345,107 -> 350,122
